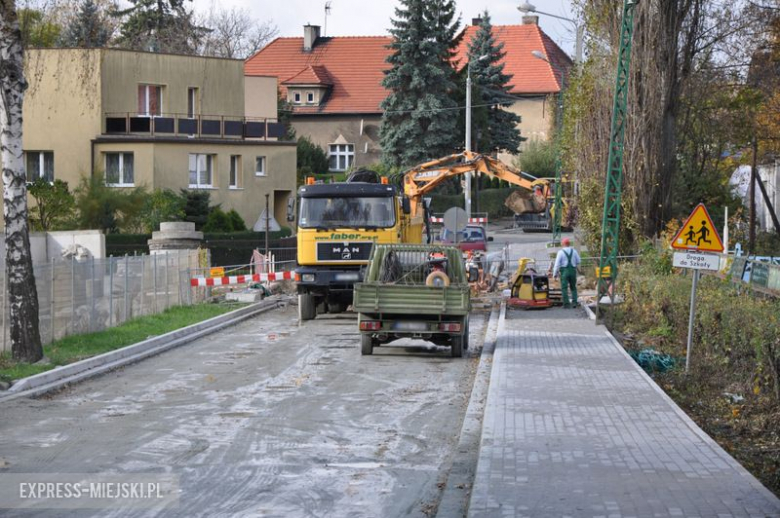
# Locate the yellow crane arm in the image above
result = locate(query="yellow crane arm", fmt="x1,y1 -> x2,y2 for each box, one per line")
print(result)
402,151 -> 552,216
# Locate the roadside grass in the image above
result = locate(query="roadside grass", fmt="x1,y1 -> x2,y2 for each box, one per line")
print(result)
0,303 -> 244,384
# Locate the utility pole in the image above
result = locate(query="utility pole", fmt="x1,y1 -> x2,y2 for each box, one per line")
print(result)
265,193 -> 270,256
749,138 -> 757,252
595,0 -> 639,322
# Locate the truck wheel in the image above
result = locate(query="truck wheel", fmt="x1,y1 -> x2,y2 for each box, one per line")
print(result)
328,302 -> 347,314
299,293 -> 316,321
451,335 -> 463,358
361,334 -> 374,355
463,318 -> 470,350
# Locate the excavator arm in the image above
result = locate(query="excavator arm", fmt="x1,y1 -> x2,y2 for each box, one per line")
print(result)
402,151 -> 552,217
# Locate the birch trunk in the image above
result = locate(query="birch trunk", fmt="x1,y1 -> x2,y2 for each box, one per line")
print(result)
0,0 -> 43,362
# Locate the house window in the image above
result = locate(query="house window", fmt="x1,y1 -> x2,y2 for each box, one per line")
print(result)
229,155 -> 242,188
25,151 -> 54,182
105,153 -> 134,186
255,156 -> 266,176
189,154 -> 214,188
328,144 -> 354,172
293,92 -> 301,104
187,87 -> 198,118
138,84 -> 163,116
307,92 -> 314,103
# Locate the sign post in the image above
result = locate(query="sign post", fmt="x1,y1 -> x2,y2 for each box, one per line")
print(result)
670,204 -> 724,372
685,269 -> 699,373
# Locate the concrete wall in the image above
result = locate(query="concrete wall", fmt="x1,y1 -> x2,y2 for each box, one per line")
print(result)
3,230 -> 105,265
244,76 -> 279,120
24,49 -> 104,185
292,114 -> 383,170
101,50 -> 246,119
46,230 -> 106,260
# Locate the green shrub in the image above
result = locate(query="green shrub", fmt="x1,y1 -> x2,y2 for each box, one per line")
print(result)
203,208 -> 233,233
226,210 -> 247,232
614,245 -> 780,402
141,189 -> 184,233
74,176 -> 147,233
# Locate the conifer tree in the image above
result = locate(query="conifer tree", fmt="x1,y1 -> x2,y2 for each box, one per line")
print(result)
380,0 -> 461,167
115,0 -> 204,54
59,0 -> 111,48
467,11 -> 521,154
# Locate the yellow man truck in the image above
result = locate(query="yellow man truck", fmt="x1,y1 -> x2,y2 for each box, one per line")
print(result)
295,174 -> 426,320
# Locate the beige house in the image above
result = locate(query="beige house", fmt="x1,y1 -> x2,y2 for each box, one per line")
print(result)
23,48 -> 297,229
244,17 -> 570,170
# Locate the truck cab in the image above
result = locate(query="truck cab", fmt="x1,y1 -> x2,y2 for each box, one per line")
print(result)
295,180 -> 418,320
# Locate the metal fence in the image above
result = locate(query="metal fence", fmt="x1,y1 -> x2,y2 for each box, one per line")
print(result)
0,249 -> 204,353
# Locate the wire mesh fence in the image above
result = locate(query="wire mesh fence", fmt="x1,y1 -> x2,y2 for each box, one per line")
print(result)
0,249 -> 205,353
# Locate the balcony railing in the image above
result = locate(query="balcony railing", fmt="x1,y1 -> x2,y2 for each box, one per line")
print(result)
103,112 -> 287,140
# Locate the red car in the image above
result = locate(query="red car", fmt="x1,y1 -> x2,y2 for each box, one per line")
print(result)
439,225 -> 492,252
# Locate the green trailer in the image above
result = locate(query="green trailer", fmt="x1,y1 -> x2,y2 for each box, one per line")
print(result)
353,244 -> 472,357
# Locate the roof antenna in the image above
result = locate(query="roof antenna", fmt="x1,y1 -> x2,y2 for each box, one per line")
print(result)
324,2 -> 332,37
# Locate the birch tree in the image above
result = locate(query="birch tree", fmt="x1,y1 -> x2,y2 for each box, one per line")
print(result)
0,0 -> 43,362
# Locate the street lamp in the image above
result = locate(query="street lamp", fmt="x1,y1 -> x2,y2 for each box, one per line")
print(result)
532,50 -> 566,246
465,54 -> 489,220
519,1 -> 583,64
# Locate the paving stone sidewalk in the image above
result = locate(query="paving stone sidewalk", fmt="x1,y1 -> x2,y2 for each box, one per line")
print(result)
468,307 -> 780,518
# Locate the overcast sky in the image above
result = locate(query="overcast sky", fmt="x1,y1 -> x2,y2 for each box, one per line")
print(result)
191,0 -> 581,58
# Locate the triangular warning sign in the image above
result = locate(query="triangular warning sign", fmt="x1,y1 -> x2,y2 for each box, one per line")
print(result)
671,204 -> 724,252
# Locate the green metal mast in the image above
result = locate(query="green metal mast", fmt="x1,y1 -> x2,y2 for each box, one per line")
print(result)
596,0 -> 639,319
551,90 -> 564,246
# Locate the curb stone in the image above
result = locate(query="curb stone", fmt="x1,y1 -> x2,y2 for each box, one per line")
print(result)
436,302 -> 504,518
0,296 -> 291,403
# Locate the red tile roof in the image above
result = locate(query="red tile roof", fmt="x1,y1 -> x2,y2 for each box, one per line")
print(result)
282,65 -> 333,86
453,24 -> 572,94
244,24 -> 571,114
245,36 -> 392,114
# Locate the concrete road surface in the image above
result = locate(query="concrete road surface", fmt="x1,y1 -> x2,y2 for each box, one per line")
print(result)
0,305 -> 488,517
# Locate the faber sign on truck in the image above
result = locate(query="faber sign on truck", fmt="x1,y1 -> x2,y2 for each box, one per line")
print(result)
670,203 -> 724,372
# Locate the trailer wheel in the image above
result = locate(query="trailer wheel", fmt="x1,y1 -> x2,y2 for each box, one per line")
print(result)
361,334 -> 374,355
451,335 -> 463,358
299,293 -> 316,321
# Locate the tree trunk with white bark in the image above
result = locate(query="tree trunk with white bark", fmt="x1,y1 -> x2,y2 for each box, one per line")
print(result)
0,0 -> 43,362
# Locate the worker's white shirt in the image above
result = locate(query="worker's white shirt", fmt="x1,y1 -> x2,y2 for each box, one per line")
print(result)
553,247 -> 581,277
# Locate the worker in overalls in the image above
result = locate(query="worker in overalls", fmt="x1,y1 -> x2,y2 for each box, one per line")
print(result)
552,237 -> 581,308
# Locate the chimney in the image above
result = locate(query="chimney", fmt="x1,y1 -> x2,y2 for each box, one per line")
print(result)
522,15 -> 539,25
303,24 -> 321,52
472,17 -> 483,26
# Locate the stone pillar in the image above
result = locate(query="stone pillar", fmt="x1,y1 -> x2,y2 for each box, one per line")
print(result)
147,222 -> 203,253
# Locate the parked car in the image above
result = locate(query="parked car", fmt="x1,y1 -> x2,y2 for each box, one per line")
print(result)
438,225 -> 492,252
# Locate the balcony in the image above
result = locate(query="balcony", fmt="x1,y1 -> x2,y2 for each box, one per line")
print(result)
103,112 -> 287,140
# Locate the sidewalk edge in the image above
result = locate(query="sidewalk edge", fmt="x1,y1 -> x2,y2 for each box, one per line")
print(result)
436,302 -> 505,518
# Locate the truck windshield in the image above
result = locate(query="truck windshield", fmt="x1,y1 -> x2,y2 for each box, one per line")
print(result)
299,196 -> 396,229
